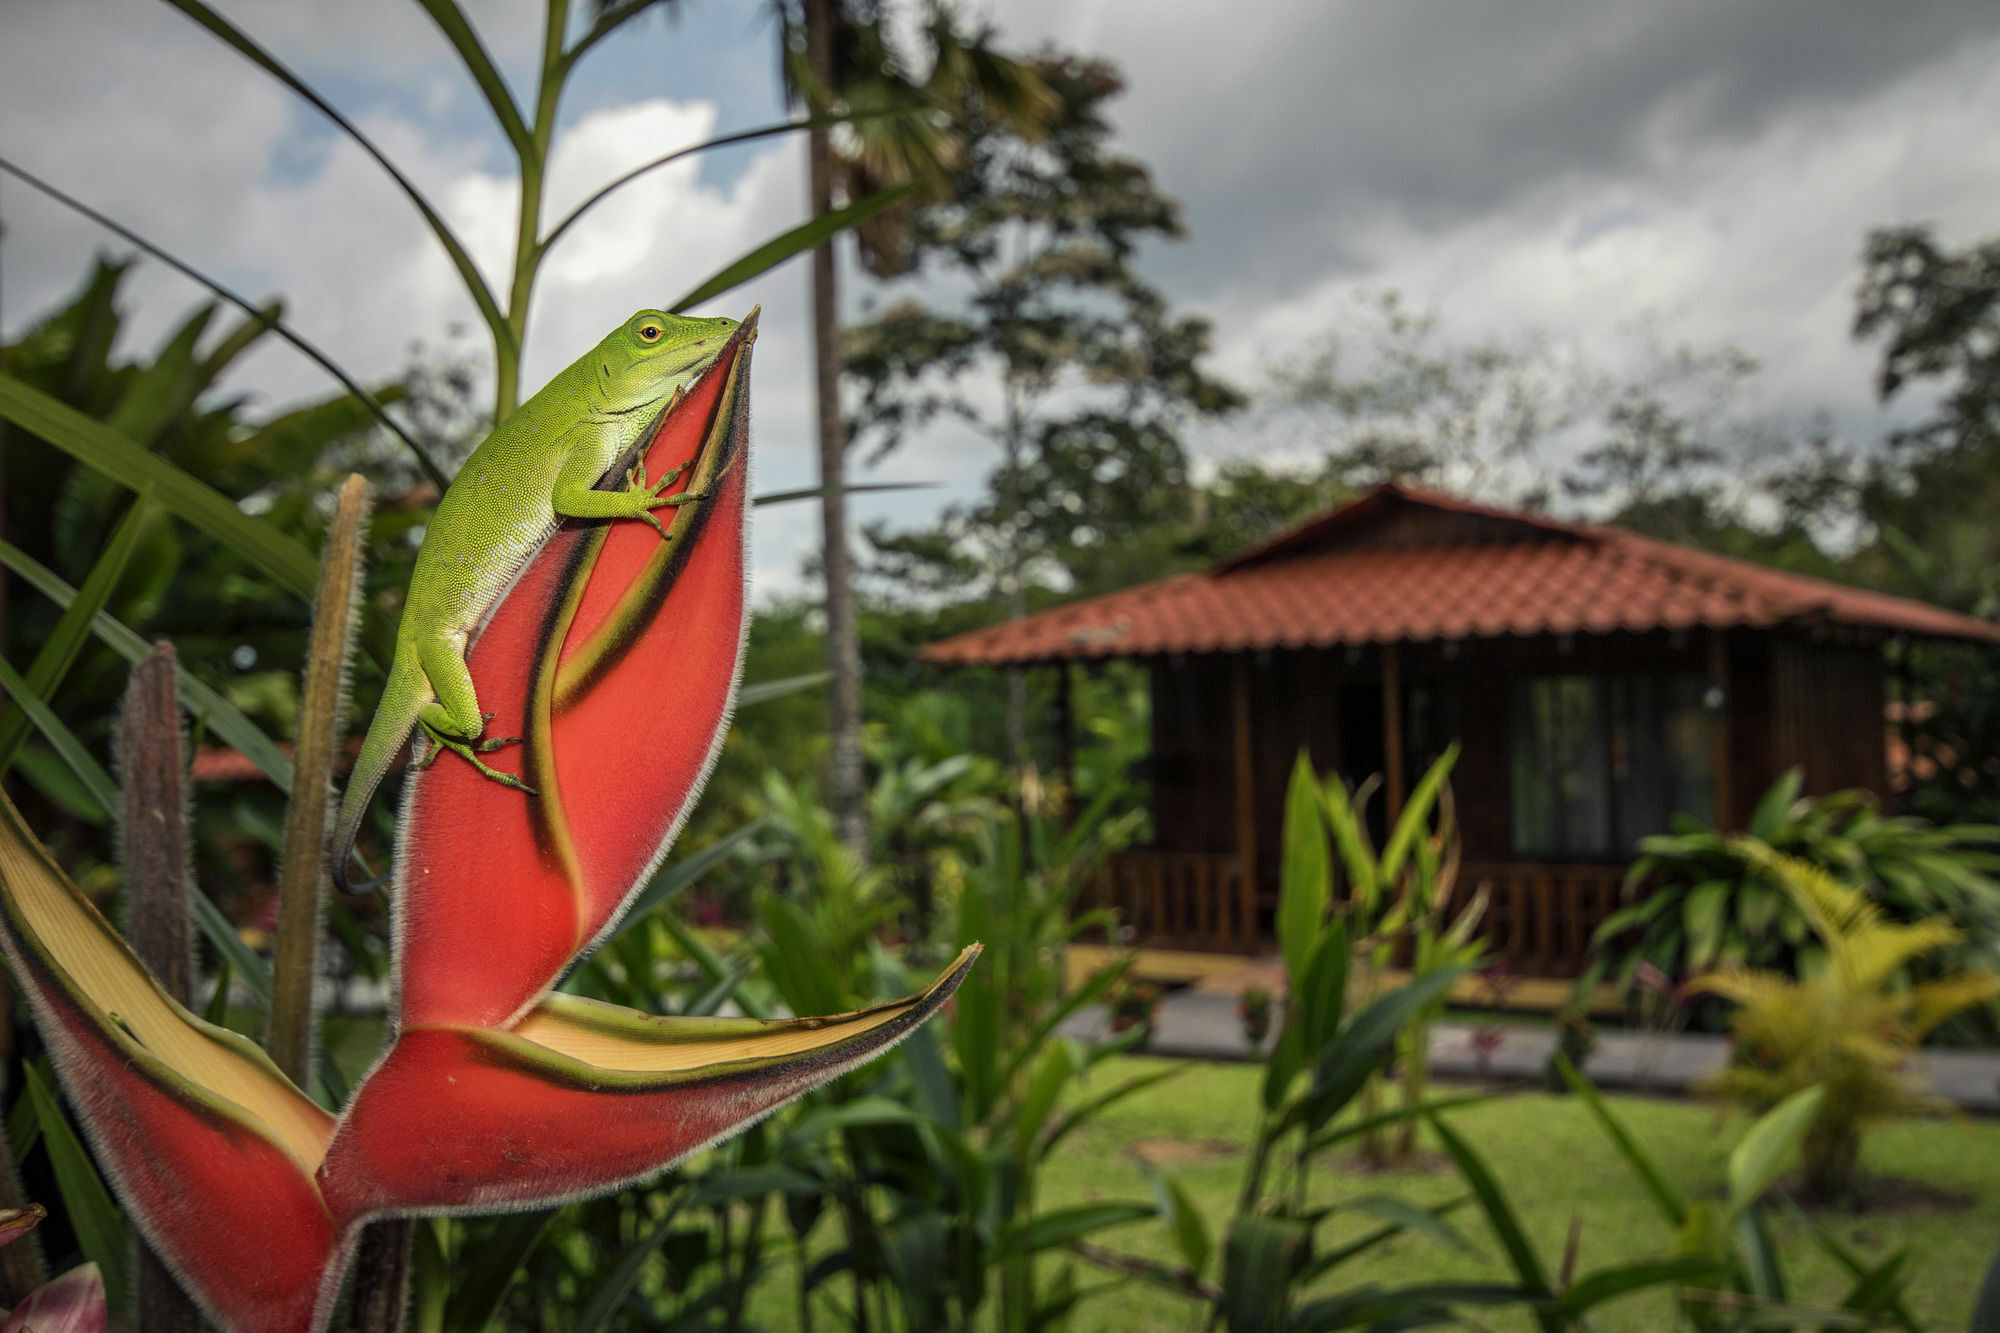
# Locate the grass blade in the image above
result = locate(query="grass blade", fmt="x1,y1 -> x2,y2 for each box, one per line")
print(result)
670,183 -> 920,312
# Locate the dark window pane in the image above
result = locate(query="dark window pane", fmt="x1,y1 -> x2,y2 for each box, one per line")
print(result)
1510,676 -> 1610,856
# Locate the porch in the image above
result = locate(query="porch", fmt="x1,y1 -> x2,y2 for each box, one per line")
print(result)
1081,849 -> 1627,979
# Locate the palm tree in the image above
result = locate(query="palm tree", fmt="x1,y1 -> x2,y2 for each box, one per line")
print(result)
778,0 -> 1052,854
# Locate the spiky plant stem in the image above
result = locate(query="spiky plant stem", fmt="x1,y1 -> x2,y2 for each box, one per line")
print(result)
269,473 -> 370,1082
115,642 -> 201,1331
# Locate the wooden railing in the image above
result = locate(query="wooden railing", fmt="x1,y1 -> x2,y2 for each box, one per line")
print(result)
1082,851 -> 1255,953
1454,861 -> 1629,977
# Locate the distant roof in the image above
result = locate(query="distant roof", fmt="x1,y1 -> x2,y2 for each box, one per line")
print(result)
922,482 -> 2000,667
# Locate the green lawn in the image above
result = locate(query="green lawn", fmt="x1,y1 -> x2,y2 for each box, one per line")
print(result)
1033,1057 -> 2000,1332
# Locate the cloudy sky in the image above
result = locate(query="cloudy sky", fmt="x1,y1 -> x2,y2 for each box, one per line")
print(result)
3,1 -> 1998,598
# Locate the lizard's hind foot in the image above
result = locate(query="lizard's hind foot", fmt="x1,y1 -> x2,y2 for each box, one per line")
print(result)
418,721 -> 537,795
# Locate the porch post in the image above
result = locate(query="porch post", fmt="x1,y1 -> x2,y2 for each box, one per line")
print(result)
1381,642 -> 1405,828
1232,655 -> 1258,949
1708,628 -> 1732,829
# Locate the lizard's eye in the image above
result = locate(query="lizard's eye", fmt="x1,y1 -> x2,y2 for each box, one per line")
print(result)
638,323 -> 663,343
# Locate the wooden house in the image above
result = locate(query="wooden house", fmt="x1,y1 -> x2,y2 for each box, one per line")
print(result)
921,484 -> 2000,975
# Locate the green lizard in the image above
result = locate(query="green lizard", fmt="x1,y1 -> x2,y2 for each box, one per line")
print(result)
329,309 -> 739,891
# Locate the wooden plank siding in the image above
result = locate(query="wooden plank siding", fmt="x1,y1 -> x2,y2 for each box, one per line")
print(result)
1107,627 -> 1896,975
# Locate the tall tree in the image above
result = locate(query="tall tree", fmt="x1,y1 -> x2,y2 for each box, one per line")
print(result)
1851,224 -> 2000,823
775,1 -> 1052,851
847,55 -> 1241,762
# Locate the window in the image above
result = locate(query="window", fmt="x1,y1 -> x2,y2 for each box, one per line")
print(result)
1510,675 -> 1714,858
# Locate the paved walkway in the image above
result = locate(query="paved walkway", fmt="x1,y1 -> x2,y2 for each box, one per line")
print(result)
1059,988 -> 2000,1114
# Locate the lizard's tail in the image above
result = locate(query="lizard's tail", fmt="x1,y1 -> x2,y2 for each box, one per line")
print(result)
329,659 -> 428,894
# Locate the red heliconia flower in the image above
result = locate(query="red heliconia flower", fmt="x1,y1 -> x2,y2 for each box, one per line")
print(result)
0,316 -> 978,1333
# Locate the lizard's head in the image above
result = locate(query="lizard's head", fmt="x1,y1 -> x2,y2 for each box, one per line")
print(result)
597,309 -> 740,408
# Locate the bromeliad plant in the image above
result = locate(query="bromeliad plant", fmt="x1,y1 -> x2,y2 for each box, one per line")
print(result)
0,328 -> 975,1332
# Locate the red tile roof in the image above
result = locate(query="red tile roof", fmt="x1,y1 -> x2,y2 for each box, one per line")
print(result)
922,483 -> 2000,666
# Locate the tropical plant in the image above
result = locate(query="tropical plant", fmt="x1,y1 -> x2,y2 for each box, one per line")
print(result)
1167,755 -> 1720,1333
1297,745 -> 1486,1165
1692,848 -> 2000,1203
1590,767 -> 2000,1036
0,328 -> 981,1333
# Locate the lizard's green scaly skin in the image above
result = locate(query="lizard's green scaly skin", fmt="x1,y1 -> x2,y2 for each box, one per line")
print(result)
329,309 -> 738,890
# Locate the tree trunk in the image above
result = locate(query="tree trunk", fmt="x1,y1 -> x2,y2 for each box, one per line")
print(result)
1001,399 -> 1028,769
804,0 -> 868,858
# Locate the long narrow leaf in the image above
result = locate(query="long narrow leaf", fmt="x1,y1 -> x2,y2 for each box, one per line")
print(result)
24,1064 -> 130,1312
571,1193 -> 689,1333
0,652 -> 274,1007
0,659 -> 120,815
0,376 -> 320,598
1304,967 -> 1463,1131
441,1210 -> 556,1333
753,481 -> 936,507
1556,1257 -> 1728,1316
160,0 -> 512,361
0,538 -> 293,791
737,672 -> 830,707
0,495 -> 149,771
1000,1202 -> 1155,1258
1553,1054 -> 1687,1226
1278,752 -> 1331,982
1378,745 -> 1458,890
191,889 -> 273,1008
0,156 -> 446,490
1305,1092 -> 1490,1157
413,0 -> 533,159
1972,1236 -> 2000,1333
1429,1113 -> 1554,1317
670,184 -> 920,312
658,913 -> 771,1019
1728,1087 -> 1823,1215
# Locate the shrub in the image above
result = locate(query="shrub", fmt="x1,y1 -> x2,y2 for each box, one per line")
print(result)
1693,847 -> 2000,1202
1590,768 -> 2000,1038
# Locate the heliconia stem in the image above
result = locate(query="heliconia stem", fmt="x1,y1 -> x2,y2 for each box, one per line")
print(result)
342,1221 -> 411,1333
114,642 -> 203,1332
270,474 -> 372,1086
117,643 -> 195,1003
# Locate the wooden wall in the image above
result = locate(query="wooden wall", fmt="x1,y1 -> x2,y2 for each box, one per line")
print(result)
1142,627 -> 1891,879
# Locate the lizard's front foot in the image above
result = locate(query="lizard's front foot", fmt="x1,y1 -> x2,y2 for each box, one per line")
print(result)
418,720 -> 536,795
